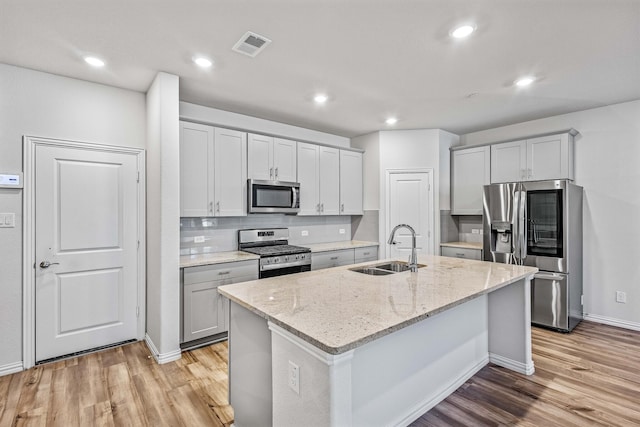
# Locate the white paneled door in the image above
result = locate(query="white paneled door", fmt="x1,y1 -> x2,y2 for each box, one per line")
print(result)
387,171 -> 434,259
35,144 -> 140,362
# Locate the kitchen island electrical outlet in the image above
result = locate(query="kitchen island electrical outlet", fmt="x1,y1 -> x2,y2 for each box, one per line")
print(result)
288,360 -> 299,394
616,291 -> 627,303
301,230 -> 308,237
339,228 -> 345,234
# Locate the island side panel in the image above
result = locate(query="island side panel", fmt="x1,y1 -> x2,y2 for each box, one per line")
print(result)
351,294 -> 489,427
229,301 -> 273,427
487,276 -> 535,375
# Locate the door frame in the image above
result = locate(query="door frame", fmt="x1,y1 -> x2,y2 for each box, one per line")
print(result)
22,136 -> 146,369
385,168 -> 435,257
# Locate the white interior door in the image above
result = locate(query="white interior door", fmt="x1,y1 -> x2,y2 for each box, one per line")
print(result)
387,171 -> 433,260
35,144 -> 139,362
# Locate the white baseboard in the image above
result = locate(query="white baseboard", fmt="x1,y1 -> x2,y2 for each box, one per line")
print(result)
144,333 -> 181,364
489,352 -> 535,375
393,356 -> 489,427
584,314 -> 640,331
0,361 -> 24,377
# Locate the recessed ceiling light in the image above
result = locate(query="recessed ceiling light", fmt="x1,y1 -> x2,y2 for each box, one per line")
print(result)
84,56 -> 105,67
314,94 -> 328,104
385,117 -> 398,125
193,56 -> 213,68
451,25 -> 476,39
515,76 -> 535,87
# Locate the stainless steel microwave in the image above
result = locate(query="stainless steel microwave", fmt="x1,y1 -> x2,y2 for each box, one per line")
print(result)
248,179 -> 300,214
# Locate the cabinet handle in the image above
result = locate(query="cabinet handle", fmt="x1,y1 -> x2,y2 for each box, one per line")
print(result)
316,203 -> 320,213
275,167 -> 279,180
455,253 -> 466,257
330,256 -> 338,260
216,201 -> 220,213
341,203 -> 344,212
362,252 -> 370,256
218,271 -> 231,275
209,201 -> 213,214
321,203 -> 324,213
270,167 -> 274,179
528,168 -> 533,179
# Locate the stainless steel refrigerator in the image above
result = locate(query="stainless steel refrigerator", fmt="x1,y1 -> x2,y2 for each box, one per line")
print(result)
483,179 -> 583,332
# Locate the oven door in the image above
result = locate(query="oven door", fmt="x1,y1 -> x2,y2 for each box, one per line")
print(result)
260,264 -> 311,279
248,179 -> 300,214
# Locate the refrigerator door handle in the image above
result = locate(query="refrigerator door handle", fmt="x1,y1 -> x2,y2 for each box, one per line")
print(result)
520,188 -> 527,263
512,189 -> 521,264
534,273 -> 566,281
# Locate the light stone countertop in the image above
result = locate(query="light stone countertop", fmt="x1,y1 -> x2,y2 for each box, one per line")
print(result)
218,255 -> 537,355
440,241 -> 483,250
180,251 -> 260,268
302,240 -> 379,253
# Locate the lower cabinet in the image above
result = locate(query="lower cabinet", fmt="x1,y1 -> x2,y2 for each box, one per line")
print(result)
311,246 -> 379,271
441,246 -> 482,260
182,260 -> 258,344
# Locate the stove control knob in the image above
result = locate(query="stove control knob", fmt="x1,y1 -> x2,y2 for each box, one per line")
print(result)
284,256 -> 289,262
295,255 -> 299,260
274,257 -> 280,263
264,258 -> 270,265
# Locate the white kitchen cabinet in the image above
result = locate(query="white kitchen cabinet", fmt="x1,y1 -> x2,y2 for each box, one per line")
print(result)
247,134 -> 297,182
441,246 -> 482,260
491,132 -> 574,183
354,246 -> 378,263
180,121 -> 247,217
182,260 -> 258,343
339,150 -> 363,215
297,142 -> 340,215
311,249 -> 355,270
451,145 -> 490,215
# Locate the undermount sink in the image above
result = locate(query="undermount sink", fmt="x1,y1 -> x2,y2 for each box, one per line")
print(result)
349,261 -> 426,276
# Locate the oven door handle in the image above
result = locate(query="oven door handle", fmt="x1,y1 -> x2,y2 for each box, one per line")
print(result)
292,187 -> 298,208
261,260 -> 311,272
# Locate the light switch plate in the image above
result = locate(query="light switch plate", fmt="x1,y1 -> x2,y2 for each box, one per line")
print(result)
0,213 -> 15,228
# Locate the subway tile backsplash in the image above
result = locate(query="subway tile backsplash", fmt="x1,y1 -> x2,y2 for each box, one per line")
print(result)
180,215 -> 352,255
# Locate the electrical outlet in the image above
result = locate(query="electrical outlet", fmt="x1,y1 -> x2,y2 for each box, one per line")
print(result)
472,228 -> 481,234
0,213 -> 15,228
339,228 -> 345,235
301,230 -> 309,237
288,360 -> 300,394
194,235 -> 205,243
615,291 -> 627,304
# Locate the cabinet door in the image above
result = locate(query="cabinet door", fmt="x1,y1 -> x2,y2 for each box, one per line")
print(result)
311,249 -> 355,270
319,146 -> 340,215
491,140 -> 526,183
441,246 -> 482,260
180,122 -> 214,217
297,142 -> 320,215
451,146 -> 490,215
183,280 -> 227,342
527,134 -> 571,181
339,150 -> 363,215
214,128 -> 247,216
247,134 -> 274,181
273,138 -> 297,182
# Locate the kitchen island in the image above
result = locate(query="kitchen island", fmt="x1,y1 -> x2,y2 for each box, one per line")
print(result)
218,255 -> 538,427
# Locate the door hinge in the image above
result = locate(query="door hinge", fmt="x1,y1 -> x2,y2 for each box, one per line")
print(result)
136,306 -> 140,317
137,171 -> 140,183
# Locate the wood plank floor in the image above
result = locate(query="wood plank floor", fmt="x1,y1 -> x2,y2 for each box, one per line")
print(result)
1,321 -> 638,426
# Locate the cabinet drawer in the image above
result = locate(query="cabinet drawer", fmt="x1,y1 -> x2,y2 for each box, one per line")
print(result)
311,249 -> 355,270
355,246 -> 378,262
183,260 -> 259,285
441,246 -> 482,260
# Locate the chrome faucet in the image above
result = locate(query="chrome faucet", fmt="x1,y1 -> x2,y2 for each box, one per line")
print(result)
387,223 -> 418,272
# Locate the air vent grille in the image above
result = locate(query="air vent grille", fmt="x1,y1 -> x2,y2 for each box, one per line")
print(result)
232,31 -> 272,57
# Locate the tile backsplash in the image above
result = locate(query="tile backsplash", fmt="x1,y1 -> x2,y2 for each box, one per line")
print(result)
439,211 -> 484,243
180,215 -> 352,255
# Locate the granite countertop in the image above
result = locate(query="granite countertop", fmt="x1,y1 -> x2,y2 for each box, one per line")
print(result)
440,241 -> 483,250
218,255 -> 537,355
303,240 -> 379,253
180,251 -> 260,268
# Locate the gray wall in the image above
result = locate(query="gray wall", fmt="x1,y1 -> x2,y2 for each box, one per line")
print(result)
0,63 -> 146,368
460,100 -> 640,329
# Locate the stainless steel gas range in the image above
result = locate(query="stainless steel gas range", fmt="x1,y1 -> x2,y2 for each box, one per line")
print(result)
238,228 -> 311,278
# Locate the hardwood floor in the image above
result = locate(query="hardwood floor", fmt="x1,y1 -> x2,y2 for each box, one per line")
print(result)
1,321 -> 638,426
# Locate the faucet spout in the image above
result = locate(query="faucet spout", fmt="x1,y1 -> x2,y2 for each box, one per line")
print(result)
387,223 -> 418,272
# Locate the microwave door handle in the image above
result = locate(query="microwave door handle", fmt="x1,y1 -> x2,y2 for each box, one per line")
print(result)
292,187 -> 298,209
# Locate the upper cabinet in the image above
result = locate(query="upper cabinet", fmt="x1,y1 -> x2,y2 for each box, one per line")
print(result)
180,121 -> 247,217
297,142 -> 340,215
339,150 -> 363,215
247,134 -> 297,182
451,145 -> 490,215
491,132 -> 574,183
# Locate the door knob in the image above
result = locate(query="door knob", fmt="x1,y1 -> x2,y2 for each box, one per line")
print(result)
39,261 -> 60,268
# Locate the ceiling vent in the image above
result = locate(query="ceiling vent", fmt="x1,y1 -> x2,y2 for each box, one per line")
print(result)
232,31 -> 272,57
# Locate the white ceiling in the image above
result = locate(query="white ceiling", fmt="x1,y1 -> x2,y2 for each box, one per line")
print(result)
2,0 -> 639,138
